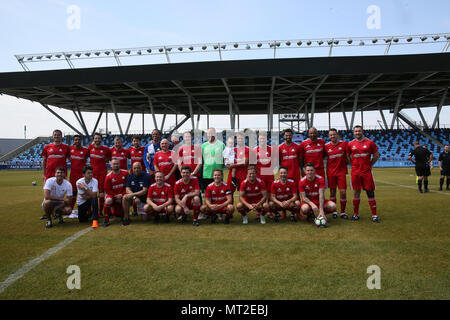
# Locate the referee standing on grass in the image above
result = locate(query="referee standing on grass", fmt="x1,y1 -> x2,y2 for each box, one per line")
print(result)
408,141 -> 433,193
438,144 -> 450,191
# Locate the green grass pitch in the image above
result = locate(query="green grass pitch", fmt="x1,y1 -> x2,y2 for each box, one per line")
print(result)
0,168 -> 449,300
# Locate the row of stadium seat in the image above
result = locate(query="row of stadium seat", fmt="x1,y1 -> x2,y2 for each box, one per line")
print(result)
7,129 -> 450,166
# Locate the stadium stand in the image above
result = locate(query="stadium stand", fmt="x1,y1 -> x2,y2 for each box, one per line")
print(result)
2,129 -> 448,169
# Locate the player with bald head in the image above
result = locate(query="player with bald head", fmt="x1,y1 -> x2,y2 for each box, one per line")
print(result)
122,161 -> 151,226
202,127 -> 226,192
154,138 -> 177,187
300,127 -> 326,178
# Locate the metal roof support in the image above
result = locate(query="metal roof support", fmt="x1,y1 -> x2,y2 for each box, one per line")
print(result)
327,73 -> 383,112
379,108 -> 388,130
110,99 -> 123,135
142,112 -> 145,135
341,103 -> 349,131
390,91 -> 403,130
171,80 -> 211,115
148,98 -> 158,130
432,88 -> 448,129
40,103 -> 83,136
328,111 -> 331,130
196,114 -> 200,130
229,94 -> 235,130
221,78 -> 240,114
361,109 -> 364,129
168,115 -> 191,136
268,77 -> 276,131
113,50 -> 122,66
91,111 -> 103,136
416,105 -> 429,130
161,113 -> 167,132
207,114 -> 209,129
125,113 -> 134,135
310,92 -> 316,127
238,114 -> 240,130
304,103 -> 310,131
72,109 -> 83,131
188,97 -> 195,130
75,103 -> 89,136
349,92 -> 359,129
106,112 -> 108,135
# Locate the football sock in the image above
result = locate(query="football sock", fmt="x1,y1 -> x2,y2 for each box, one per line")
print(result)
340,197 -> 347,213
353,197 -> 360,215
99,197 -> 105,214
330,196 -> 337,203
114,203 -> 124,217
418,179 -> 423,191
104,204 -> 111,222
133,202 -> 137,213
440,178 -> 444,189
424,180 -> 429,190
192,204 -> 201,220
447,178 -> 450,189
70,196 -> 77,210
368,197 -> 377,216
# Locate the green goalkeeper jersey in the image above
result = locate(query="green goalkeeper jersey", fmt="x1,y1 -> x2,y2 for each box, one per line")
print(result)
201,140 -> 226,179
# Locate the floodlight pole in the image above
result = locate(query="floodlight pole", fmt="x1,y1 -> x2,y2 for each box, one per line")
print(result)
91,111 -> 103,136
390,91 -> 403,130
341,103 -> 349,131
110,99 -> 124,135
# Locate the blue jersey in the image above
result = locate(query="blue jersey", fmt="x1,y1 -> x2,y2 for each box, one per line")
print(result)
143,141 -> 161,170
126,172 -> 151,200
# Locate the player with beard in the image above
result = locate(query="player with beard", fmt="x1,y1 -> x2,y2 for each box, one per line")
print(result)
300,127 -> 326,178
325,129 -> 349,219
42,129 -> 70,182
88,133 -> 111,217
347,126 -> 380,223
110,136 -> 130,171
174,166 -> 202,226
270,166 -> 301,222
68,135 -> 89,211
254,132 -> 275,219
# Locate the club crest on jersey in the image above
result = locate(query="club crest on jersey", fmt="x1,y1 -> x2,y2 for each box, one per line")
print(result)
282,150 -> 287,153
50,149 -> 53,152
328,149 -> 332,152
255,187 -> 259,190
291,149 -> 295,152
112,178 -> 115,182
122,176 -> 125,180
159,157 -> 162,160
59,149 -> 62,152
277,188 -> 282,192
161,192 -> 164,195
314,184 -> 318,187
220,190 -> 224,193
339,147 -> 342,150
181,189 -> 185,193
286,188 -> 290,191
307,145 -> 310,148
153,192 -> 157,195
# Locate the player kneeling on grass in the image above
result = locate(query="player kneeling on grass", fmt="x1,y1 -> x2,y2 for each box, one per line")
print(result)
174,165 -> 202,226
103,159 -> 129,227
42,166 -> 73,229
144,171 -> 174,223
236,166 -> 269,225
76,166 -> 99,226
200,169 -> 234,224
122,162 -> 151,226
299,163 -> 336,225
270,166 -> 301,223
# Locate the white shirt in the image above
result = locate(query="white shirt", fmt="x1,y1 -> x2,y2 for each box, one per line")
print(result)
222,147 -> 235,165
43,177 -> 73,199
76,177 -> 99,205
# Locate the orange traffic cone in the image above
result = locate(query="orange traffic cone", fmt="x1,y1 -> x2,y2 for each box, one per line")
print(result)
91,220 -> 98,228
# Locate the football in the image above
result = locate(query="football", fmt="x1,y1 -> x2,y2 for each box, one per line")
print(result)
314,216 -> 327,227
32,181 -> 37,186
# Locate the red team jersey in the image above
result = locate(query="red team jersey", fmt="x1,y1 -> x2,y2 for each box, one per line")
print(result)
347,138 -> 378,175
68,146 -> 89,189
42,143 -> 70,179
174,176 -> 200,207
234,146 -> 250,181
298,175 -> 326,205
147,183 -> 174,205
254,145 -> 274,179
271,179 -> 297,201
177,145 -> 202,176
240,178 -> 266,203
154,150 -> 176,185
300,138 -> 326,172
205,182 -> 232,205
110,147 -> 130,171
325,141 -> 348,176
279,142 -> 301,182
104,169 -> 129,196
129,146 -> 146,169
88,145 -> 110,172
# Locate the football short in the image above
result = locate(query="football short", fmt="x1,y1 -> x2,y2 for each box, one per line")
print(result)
41,199 -> 64,211
315,168 -> 326,179
327,174 -> 347,190
351,172 -> 376,190
69,172 -> 83,192
440,169 -> 450,176
93,169 -> 107,191
105,193 -> 125,200
301,200 -> 334,213
415,165 -> 431,177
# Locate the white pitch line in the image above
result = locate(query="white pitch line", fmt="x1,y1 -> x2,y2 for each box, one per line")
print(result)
375,179 -> 450,196
0,227 -> 92,294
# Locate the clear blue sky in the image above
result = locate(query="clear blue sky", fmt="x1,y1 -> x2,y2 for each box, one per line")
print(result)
0,0 -> 449,138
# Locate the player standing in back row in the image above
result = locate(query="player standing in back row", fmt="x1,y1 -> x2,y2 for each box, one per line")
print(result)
300,127 -> 326,178
347,125 -> 380,223
325,129 -> 349,219
438,144 -> 450,191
